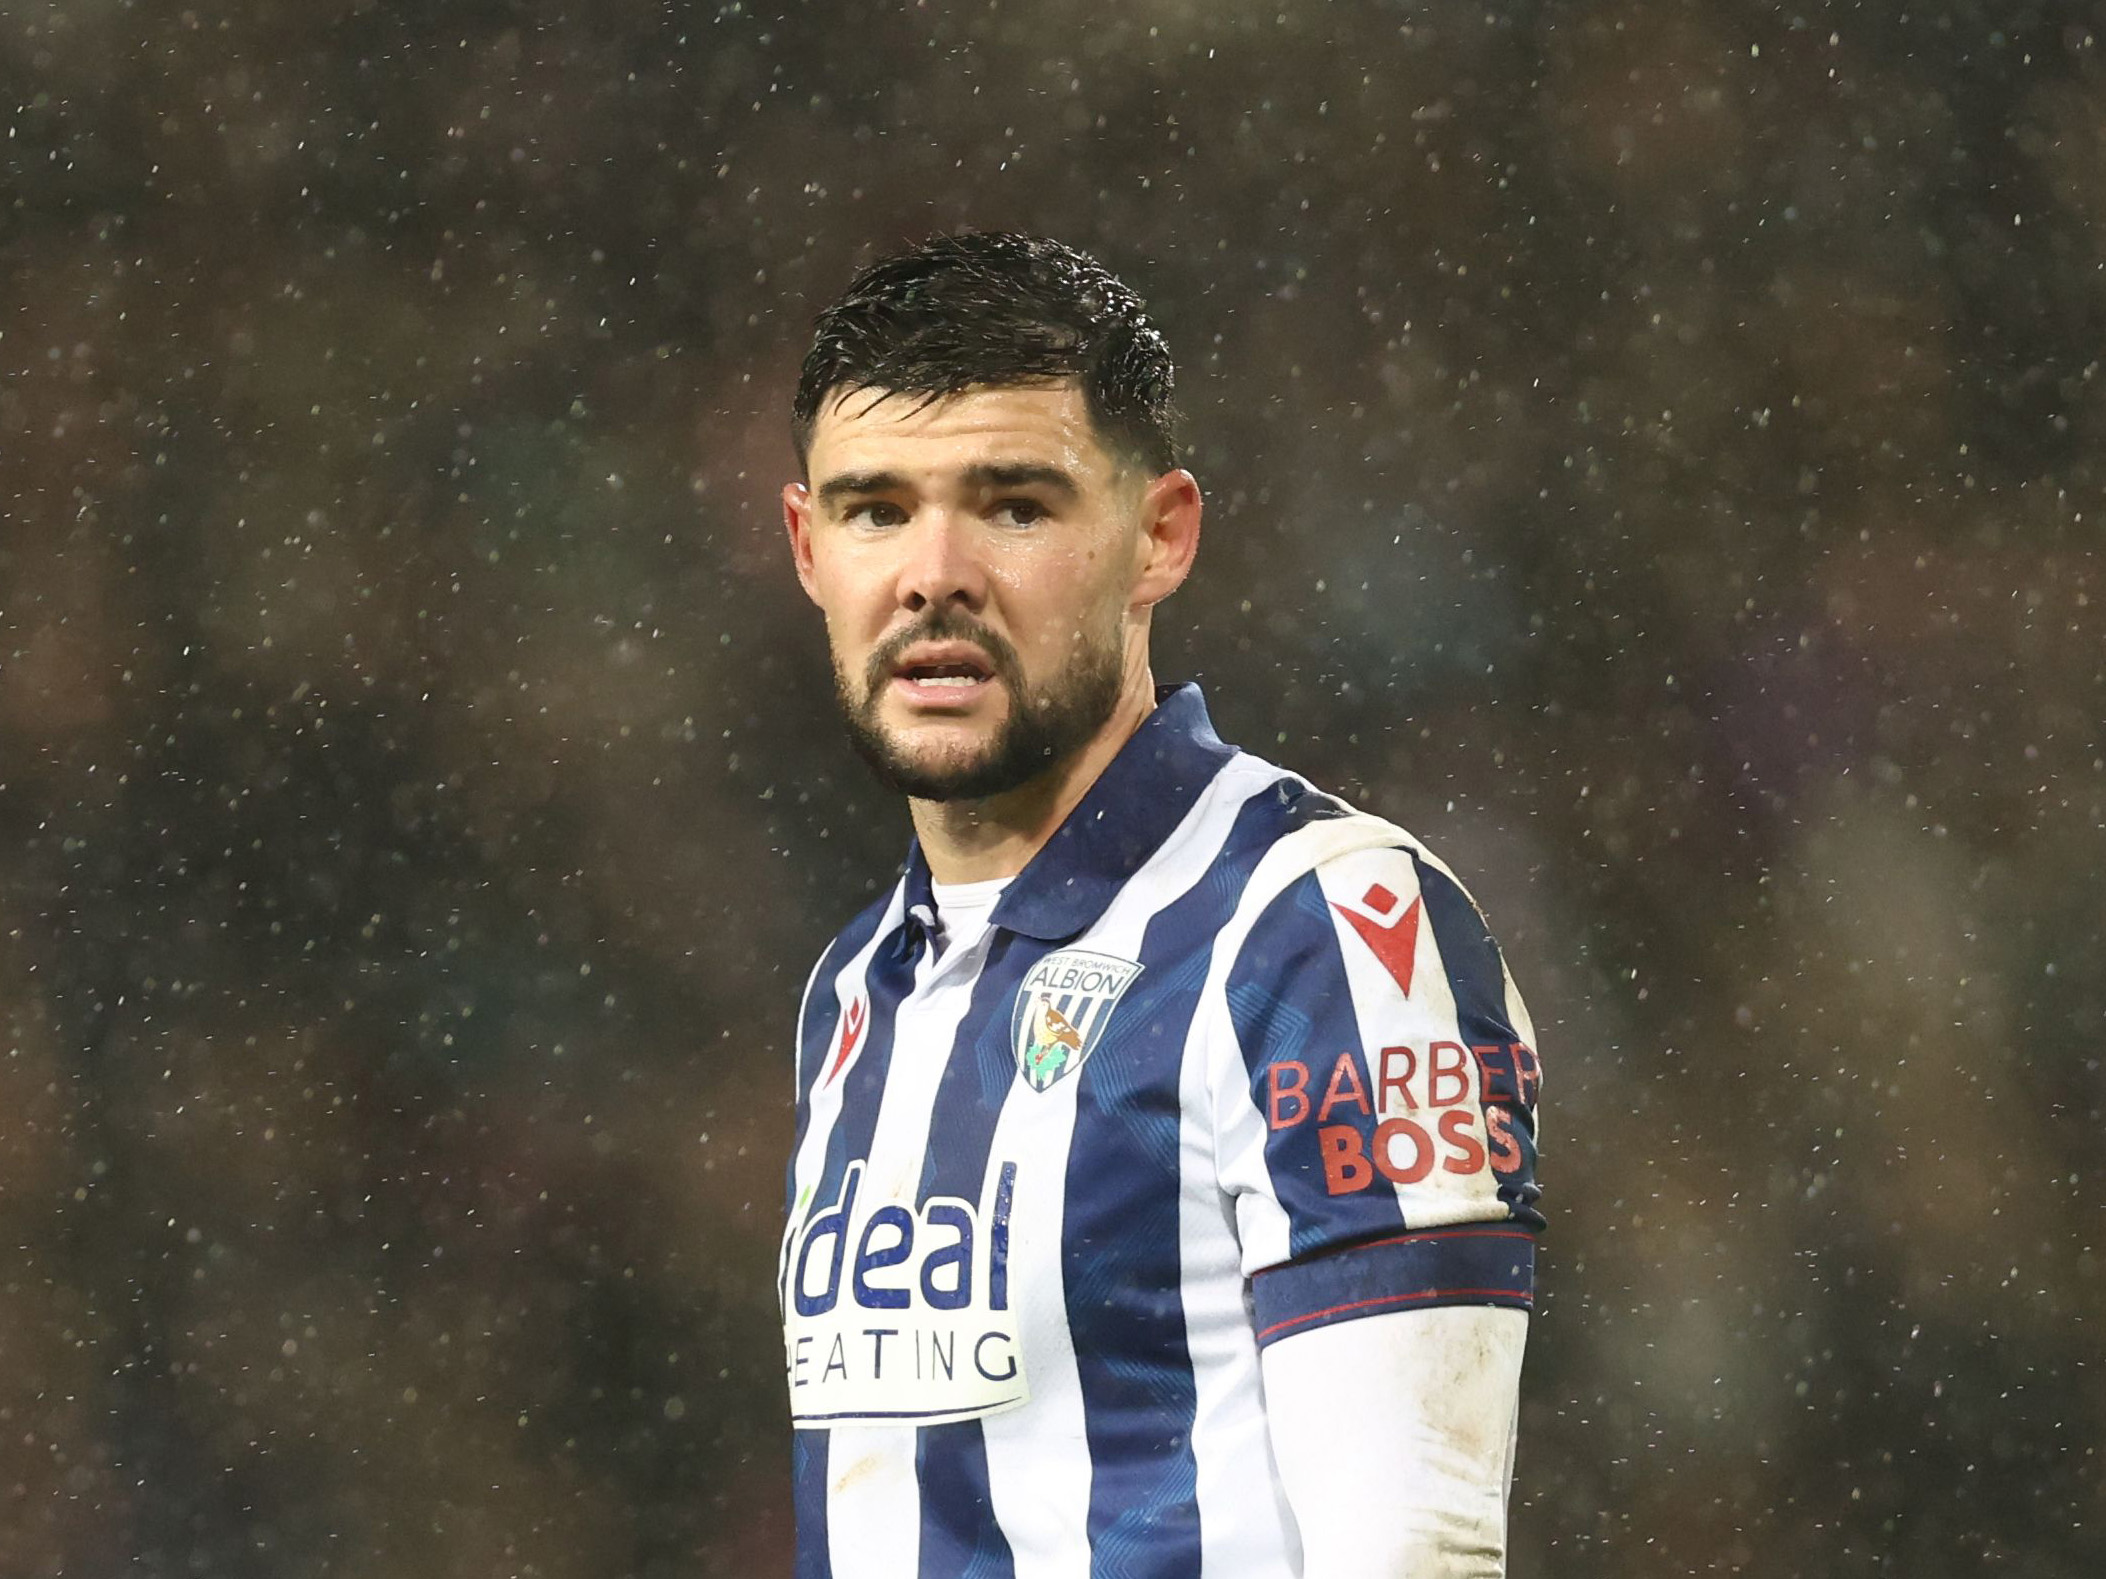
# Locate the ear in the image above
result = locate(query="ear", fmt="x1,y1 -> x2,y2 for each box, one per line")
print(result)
1130,468 -> 1202,609
783,481 -> 822,605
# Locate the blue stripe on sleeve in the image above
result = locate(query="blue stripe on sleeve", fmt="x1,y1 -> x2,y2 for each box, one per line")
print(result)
1248,1225 -> 1536,1348
1227,871 -> 1410,1259
1411,855 -> 1544,1231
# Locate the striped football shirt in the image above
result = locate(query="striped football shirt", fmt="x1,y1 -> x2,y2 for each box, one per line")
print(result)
780,683 -> 1544,1577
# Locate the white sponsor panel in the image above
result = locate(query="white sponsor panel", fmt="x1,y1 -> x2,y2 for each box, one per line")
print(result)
785,1160 -> 1028,1427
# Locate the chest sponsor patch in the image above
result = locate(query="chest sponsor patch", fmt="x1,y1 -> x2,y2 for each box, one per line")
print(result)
782,1160 -> 1027,1428
1009,949 -> 1144,1093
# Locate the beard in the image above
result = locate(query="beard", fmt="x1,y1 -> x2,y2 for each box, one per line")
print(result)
834,606 -> 1125,803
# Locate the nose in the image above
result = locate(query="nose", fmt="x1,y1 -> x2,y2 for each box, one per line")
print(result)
894,507 -> 988,614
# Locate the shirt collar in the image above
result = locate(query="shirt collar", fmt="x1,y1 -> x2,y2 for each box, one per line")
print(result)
894,682 -> 1236,950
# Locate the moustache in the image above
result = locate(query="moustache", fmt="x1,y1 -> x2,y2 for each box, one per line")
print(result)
863,613 -> 1023,695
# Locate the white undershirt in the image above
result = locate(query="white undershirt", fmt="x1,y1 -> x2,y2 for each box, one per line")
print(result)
927,875 -> 1011,956
1264,1305 -> 1526,1575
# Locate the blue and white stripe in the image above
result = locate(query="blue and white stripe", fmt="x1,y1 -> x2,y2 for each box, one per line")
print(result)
781,685 -> 1543,1578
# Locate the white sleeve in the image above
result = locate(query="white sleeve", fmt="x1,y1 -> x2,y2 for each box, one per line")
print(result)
1261,1305 -> 1527,1577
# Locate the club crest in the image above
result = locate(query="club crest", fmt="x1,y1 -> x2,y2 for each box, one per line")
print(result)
1010,949 -> 1144,1093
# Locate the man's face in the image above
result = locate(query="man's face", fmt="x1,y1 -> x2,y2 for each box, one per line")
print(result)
783,382 -> 1172,802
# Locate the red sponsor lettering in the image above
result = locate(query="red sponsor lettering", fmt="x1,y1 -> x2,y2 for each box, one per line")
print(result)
1316,1110 -> 1503,1194
1319,1124 -> 1373,1193
1317,1053 -> 1372,1123
1376,1045 -> 1418,1112
1267,1061 -> 1311,1130
1471,1044 -> 1504,1105
1486,1104 -> 1522,1173
1373,1117 -> 1435,1185
1438,1109 -> 1486,1174
1511,1042 -> 1542,1107
1428,1041 -> 1472,1107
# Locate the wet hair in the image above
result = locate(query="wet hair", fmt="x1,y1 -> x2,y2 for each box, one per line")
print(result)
792,232 -> 1178,474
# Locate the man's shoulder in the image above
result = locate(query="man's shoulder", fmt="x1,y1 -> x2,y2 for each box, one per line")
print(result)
1206,749 -> 1438,887
1194,750 -> 1513,976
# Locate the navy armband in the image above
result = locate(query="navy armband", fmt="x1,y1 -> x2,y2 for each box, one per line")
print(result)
1250,1224 -> 1535,1349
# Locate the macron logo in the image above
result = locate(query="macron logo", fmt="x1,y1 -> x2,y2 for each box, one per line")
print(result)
1331,882 -> 1422,998
823,997 -> 867,1088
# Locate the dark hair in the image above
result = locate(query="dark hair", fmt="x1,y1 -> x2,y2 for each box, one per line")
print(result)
792,232 -> 1178,474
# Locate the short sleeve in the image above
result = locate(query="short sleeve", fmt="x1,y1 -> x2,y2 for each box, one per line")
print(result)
1212,842 -> 1544,1348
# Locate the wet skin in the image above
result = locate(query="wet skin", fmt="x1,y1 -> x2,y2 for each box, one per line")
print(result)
783,381 -> 1201,881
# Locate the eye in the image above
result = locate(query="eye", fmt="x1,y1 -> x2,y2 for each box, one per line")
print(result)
844,500 -> 908,529
992,497 -> 1049,528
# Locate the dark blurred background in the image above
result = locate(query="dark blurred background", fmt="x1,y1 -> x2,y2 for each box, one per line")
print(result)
3,0 -> 2101,1573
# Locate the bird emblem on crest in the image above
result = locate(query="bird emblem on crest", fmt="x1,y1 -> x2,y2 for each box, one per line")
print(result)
1009,949 -> 1144,1093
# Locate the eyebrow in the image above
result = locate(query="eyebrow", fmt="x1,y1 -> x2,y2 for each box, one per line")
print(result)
961,463 -> 1081,499
815,470 -> 907,508
814,462 -> 1083,510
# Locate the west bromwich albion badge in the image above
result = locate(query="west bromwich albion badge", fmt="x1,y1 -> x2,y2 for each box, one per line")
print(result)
1010,949 -> 1144,1092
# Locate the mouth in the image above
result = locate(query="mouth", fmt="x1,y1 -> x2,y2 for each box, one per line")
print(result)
887,643 -> 999,709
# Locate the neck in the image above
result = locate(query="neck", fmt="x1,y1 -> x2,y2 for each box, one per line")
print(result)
909,664 -> 1160,884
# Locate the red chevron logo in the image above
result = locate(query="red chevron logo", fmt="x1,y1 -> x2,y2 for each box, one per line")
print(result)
823,996 -> 867,1087
1331,882 -> 1422,998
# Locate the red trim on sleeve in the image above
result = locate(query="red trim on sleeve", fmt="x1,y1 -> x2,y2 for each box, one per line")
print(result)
1257,1285 -> 1530,1344
1248,1223 -> 1536,1348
